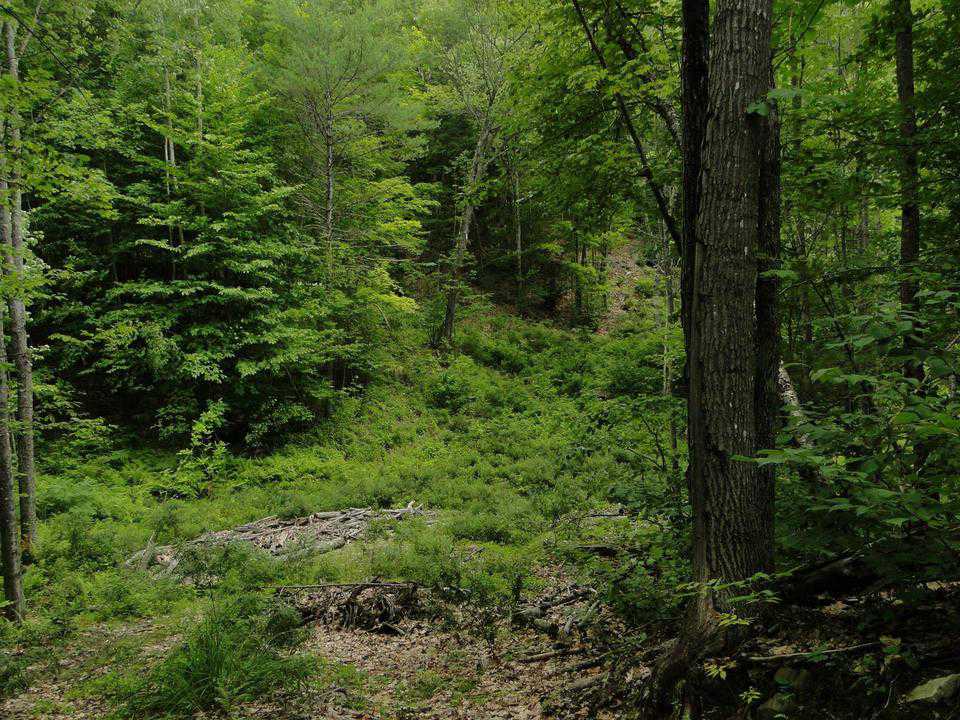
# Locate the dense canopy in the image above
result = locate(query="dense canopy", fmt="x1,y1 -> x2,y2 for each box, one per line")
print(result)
0,0 -> 957,717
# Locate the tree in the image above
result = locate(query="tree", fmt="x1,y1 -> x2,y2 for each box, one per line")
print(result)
687,0 -> 780,625
268,0 -> 431,271
30,0 -> 431,452
430,0 -> 525,346
893,0 -> 921,383
0,307 -> 21,621
1,13 -> 38,557
652,0 -> 781,700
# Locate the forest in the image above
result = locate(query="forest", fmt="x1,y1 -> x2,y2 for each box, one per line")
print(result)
0,0 -> 957,717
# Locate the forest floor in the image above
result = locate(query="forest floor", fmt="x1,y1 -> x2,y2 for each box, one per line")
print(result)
5,262 -> 957,719
2,510 -> 628,719
597,241 -> 644,334
1,580 -> 614,720
1,283 -> 663,718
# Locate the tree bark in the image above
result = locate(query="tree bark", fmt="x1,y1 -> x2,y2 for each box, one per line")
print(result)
0,305 -> 23,622
650,5 -> 783,705
679,0 -> 709,358
3,21 -> 35,556
687,0 -> 778,616
754,65 -> 782,558
893,0 -> 922,384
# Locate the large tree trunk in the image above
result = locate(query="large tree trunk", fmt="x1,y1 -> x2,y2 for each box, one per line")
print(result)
654,0 -> 780,703
893,0 -> 922,384
687,0 -> 778,622
3,21 -> 36,556
0,305 -> 23,622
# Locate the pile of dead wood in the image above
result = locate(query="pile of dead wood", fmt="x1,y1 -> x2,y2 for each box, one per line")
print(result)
277,581 -> 426,633
127,502 -> 427,574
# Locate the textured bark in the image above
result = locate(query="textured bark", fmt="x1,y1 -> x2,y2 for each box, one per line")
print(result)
778,362 -> 810,447
893,0 -> 922,384
679,0 -> 708,354
683,0 -> 778,652
653,4 -> 780,702
0,306 -> 23,622
3,21 -> 35,555
755,77 -> 782,547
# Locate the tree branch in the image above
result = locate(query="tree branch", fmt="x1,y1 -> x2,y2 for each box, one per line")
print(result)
570,0 -> 681,249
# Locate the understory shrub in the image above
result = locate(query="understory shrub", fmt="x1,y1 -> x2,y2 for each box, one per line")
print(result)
121,593 -> 313,718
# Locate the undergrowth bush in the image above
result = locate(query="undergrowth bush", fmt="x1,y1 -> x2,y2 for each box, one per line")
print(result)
3,306 -> 687,714
121,593 -> 313,718
172,543 -> 285,591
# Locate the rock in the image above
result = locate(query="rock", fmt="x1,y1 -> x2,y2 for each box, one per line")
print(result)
904,674 -> 960,704
758,694 -> 796,719
774,666 -> 811,692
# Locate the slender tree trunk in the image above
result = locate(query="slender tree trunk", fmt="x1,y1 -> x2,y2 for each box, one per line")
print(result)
163,66 -> 184,280
440,124 -> 491,347
787,33 -> 814,395
3,22 -> 35,556
856,180 -> 870,251
0,306 -> 22,622
194,4 -> 204,145
573,236 -> 585,324
512,158 -> 523,313
0,113 -> 23,614
679,0 -> 709,360
325,121 -> 335,270
194,5 -> 205,218
893,0 -> 922,384
441,201 -> 475,345
661,226 -> 679,475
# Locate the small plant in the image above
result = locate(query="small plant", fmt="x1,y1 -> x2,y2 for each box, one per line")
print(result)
173,542 -> 284,591
121,593 -> 314,718
0,651 -> 30,699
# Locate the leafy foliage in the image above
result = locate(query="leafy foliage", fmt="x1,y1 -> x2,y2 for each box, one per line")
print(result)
121,593 -> 312,717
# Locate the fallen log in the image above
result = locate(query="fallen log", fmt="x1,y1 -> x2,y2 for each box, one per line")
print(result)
744,641 -> 881,663
127,502 -> 427,573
